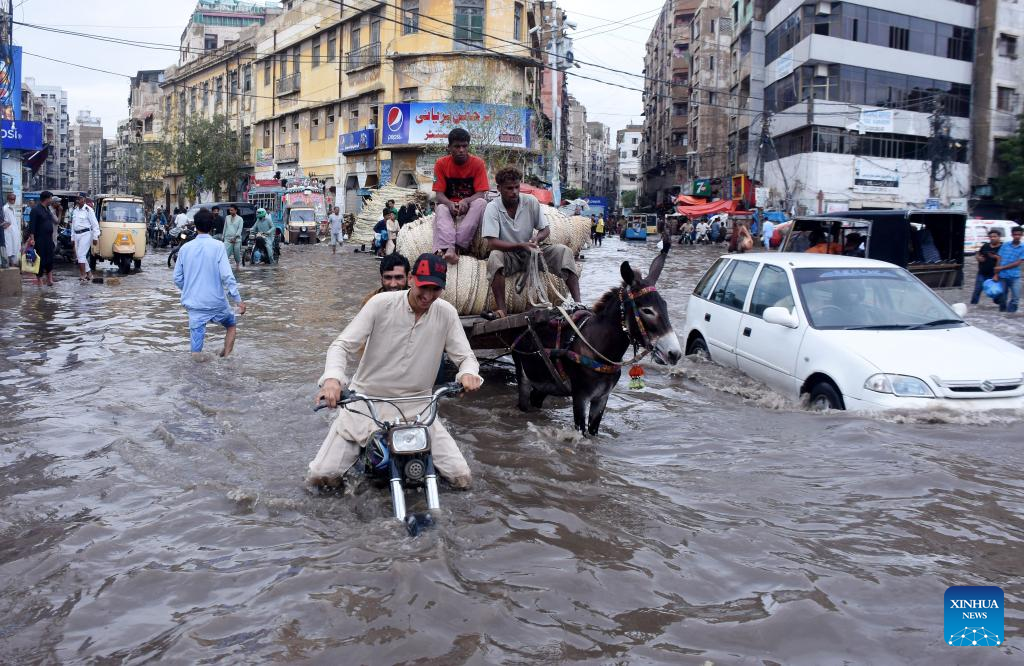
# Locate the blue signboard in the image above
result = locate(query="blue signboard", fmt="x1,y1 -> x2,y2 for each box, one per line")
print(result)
0,46 -> 22,122
380,159 -> 392,185
382,102 -> 532,148
1,120 -> 43,150
586,196 -> 608,216
339,128 -> 375,154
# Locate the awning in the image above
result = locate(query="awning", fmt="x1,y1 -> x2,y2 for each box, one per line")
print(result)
674,198 -> 738,216
521,183 -> 553,204
675,194 -> 707,206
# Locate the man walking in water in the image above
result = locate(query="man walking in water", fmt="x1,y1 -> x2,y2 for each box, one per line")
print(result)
2,192 -> 21,267
328,205 -> 344,254
70,195 -> 100,283
222,205 -> 244,268
432,127 -> 489,265
309,253 -> 482,490
173,209 -> 246,357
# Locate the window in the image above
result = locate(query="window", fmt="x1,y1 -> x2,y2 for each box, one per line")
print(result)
632,137 -> 639,144
292,47 -> 301,74
243,64 -> 252,92
632,150 -> 638,156
711,260 -> 757,310
204,34 -> 218,51
695,258 -> 729,299
348,107 -> 359,132
311,110 -> 322,140
998,86 -> 1016,112
328,30 -> 337,61
889,25 -> 909,50
263,126 -> 271,148
371,12 -> 381,43
455,0 -> 486,50
326,108 -> 336,137
280,52 -> 288,78
403,0 -> 419,34
620,150 -> 627,159
278,120 -> 287,143
999,33 -> 1018,58
264,59 -> 271,85
312,35 -> 321,66
350,24 -> 361,51
400,86 -> 419,101
748,265 -> 795,317
514,2 -> 523,41
242,127 -> 251,156
292,114 -> 299,131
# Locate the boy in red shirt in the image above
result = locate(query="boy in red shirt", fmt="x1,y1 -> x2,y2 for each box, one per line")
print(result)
432,127 -> 490,264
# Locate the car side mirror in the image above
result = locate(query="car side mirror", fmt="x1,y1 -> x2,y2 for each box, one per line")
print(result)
951,302 -> 968,317
763,306 -> 799,328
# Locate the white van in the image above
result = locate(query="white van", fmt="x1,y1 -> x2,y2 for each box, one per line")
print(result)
965,219 -> 1016,254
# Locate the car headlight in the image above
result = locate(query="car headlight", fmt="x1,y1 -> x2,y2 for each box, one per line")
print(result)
390,426 -> 429,453
864,374 -> 935,398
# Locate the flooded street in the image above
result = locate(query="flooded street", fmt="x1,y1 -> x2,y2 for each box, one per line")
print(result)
1,237 -> 1021,663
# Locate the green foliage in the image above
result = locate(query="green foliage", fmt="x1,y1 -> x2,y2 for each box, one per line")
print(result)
119,141 -> 173,206
562,187 -> 583,201
620,190 -> 637,208
178,115 -> 242,200
998,116 -> 1024,212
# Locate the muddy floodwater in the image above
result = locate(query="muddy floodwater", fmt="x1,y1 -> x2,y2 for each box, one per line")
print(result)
0,236 -> 1021,664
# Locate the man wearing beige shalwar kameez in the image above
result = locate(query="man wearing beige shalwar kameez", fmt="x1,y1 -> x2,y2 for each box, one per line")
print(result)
309,252 -> 483,490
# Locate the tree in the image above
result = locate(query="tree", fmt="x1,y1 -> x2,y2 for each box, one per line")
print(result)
620,190 -> 637,208
562,187 -> 583,201
998,116 -> 1024,214
119,140 -> 173,207
178,114 -> 242,200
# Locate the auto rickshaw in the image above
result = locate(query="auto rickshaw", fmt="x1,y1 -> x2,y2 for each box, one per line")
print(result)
91,195 -> 147,274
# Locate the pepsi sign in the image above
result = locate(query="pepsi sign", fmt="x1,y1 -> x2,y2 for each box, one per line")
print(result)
383,104 -> 410,144
1,120 -> 43,150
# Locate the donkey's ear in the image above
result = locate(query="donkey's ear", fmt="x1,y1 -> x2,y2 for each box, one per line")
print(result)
620,261 -> 635,285
648,247 -> 667,284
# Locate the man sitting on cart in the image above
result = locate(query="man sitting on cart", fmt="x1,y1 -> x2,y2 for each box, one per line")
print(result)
482,166 -> 581,319
432,127 -> 489,265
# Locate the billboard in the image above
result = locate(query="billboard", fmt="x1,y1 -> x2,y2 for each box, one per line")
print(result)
1,120 -> 43,150
382,102 -> 532,149
339,128 -> 375,154
0,46 -> 21,121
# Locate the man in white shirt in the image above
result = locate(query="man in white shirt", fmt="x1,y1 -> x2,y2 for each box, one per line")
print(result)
2,193 -> 20,267
70,196 -> 100,282
761,219 -> 775,249
309,252 -> 483,490
328,205 -> 343,254
482,166 -> 580,318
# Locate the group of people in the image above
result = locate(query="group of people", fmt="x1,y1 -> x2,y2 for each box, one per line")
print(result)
972,226 -> 1024,313
1,191 -> 101,285
370,200 -> 423,257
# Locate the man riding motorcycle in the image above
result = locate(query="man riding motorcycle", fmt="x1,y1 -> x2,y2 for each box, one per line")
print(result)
251,208 -> 276,264
309,252 -> 482,491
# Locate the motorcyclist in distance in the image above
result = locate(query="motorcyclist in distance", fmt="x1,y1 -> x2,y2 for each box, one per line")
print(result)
251,208 -> 277,263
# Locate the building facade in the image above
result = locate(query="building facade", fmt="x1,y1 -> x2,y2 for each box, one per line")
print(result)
586,121 -> 615,201
566,95 -> 587,191
21,78 -> 69,191
761,0 -> 974,212
687,0 -> 733,194
616,124 -> 643,210
971,0 -> 1024,208
68,110 -> 104,194
179,0 -> 281,64
640,0 -> 702,207
726,0 -> 766,185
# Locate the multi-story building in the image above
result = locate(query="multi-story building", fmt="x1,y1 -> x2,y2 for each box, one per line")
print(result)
534,0 -> 571,190
68,110 -> 104,194
687,0 -> 733,193
586,121 -> 615,201
566,95 -> 588,191
726,0 -> 766,186
640,0 -> 702,208
102,138 -> 120,193
615,124 -> 643,210
761,0 -> 974,211
21,78 -> 69,191
119,70 -> 170,206
179,0 -> 281,64
971,0 -> 1024,213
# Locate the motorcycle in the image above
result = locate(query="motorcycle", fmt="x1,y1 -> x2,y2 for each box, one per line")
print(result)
167,228 -> 196,267
243,232 -> 275,265
315,382 -> 464,536
56,222 -> 77,264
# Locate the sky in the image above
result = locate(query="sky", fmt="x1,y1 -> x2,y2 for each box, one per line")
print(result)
12,0 -> 659,143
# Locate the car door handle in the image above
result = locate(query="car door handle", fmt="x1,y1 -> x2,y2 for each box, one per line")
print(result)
704,313 -> 711,322
742,327 -> 751,337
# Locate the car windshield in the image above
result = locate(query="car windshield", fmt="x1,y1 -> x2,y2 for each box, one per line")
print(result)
289,209 -> 315,222
103,202 -> 145,222
794,267 -> 965,330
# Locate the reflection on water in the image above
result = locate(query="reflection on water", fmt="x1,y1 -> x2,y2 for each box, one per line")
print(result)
0,240 -> 1021,662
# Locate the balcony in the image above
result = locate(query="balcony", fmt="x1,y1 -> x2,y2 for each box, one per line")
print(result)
671,114 -> 689,130
276,72 -> 301,96
345,43 -> 381,73
276,142 -> 299,162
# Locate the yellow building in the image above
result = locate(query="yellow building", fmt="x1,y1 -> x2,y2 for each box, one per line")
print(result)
251,0 -> 542,211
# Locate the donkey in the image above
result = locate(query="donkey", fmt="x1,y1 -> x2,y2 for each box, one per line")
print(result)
511,237 -> 682,436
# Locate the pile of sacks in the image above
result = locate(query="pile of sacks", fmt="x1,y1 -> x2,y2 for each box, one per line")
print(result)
395,208 -> 593,315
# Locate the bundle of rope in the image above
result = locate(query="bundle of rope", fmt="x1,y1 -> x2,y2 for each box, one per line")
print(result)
349,185 -> 426,245
395,209 -> 593,260
439,255 -> 580,315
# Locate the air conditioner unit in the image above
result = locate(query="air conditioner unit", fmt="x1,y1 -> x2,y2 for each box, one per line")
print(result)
816,1 -> 831,15
814,63 -> 829,77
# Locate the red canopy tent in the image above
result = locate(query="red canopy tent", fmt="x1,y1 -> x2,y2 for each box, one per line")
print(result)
673,198 -> 739,216
521,183 -> 554,204
675,194 -> 708,206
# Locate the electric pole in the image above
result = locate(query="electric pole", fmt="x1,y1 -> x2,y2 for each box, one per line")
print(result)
928,94 -> 951,198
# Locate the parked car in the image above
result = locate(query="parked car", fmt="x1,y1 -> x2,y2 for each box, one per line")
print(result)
683,253 -> 1024,412
964,219 -> 1016,254
185,202 -> 258,238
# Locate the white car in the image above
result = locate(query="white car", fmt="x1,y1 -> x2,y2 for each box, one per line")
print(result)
683,253 -> 1024,411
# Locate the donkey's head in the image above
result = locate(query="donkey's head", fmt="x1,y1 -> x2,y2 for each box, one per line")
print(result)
619,235 -> 682,365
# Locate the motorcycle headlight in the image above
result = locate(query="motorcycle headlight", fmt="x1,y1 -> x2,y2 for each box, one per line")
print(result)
864,374 -> 934,398
389,426 -> 429,453
301,226 -> 307,232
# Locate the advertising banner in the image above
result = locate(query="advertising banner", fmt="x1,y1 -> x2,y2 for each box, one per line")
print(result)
339,128 -> 376,154
382,102 -> 532,149
693,178 -> 712,196
380,159 -> 392,185
0,46 -> 22,121
255,148 -> 274,168
1,120 -> 43,150
853,158 -> 899,189
859,108 -> 894,133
